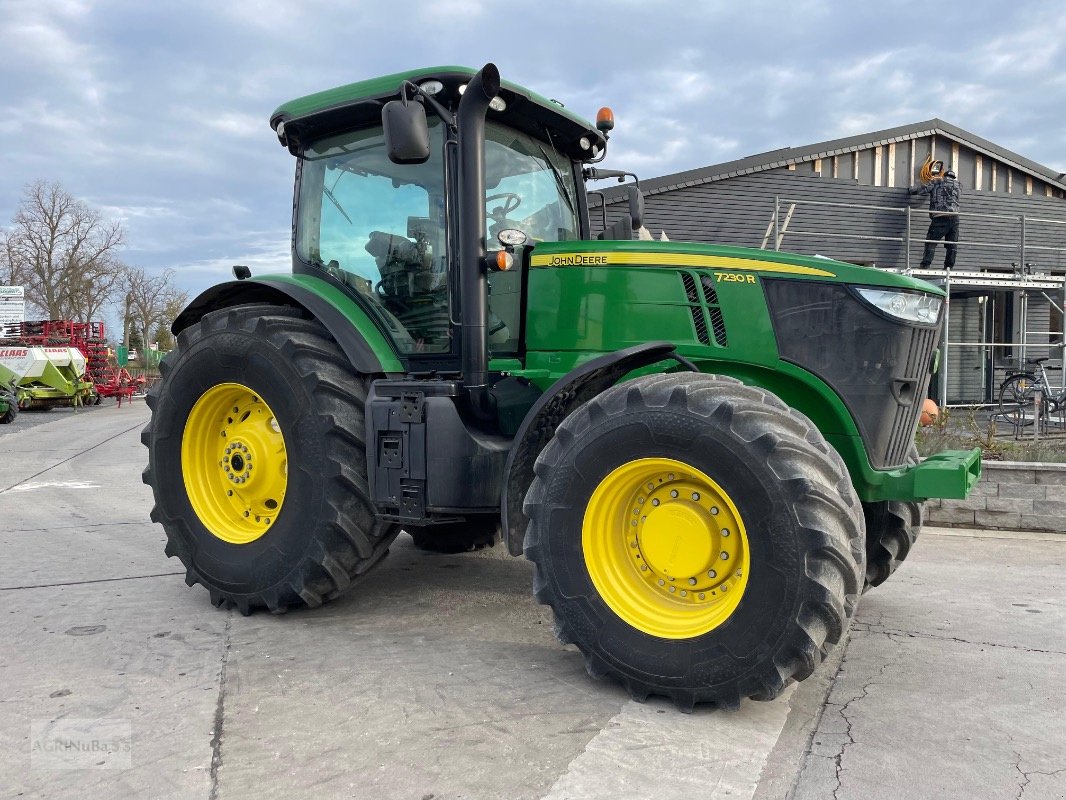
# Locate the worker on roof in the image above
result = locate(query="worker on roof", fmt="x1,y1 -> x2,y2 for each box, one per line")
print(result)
910,169 -> 962,270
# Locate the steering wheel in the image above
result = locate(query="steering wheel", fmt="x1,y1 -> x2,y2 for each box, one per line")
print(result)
486,192 -> 522,219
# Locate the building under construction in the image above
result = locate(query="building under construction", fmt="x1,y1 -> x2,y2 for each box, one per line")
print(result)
595,119 -> 1066,407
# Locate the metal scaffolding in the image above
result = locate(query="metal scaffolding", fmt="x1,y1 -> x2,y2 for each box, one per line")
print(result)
772,198 -> 1066,406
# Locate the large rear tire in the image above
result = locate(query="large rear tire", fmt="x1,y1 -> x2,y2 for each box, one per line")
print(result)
523,373 -> 864,711
142,304 -> 399,614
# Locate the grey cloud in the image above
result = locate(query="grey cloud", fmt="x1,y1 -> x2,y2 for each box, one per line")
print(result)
1,0 -> 1063,309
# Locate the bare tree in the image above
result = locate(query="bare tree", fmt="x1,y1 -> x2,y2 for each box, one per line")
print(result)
121,266 -> 188,351
4,181 -> 125,320
1,232 -> 17,286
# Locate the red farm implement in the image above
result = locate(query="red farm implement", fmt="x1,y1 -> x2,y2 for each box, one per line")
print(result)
4,320 -> 144,404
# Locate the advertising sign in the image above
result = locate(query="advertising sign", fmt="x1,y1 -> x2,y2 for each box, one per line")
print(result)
0,286 -> 25,332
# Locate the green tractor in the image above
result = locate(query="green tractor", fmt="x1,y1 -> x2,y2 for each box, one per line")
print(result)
143,64 -> 980,710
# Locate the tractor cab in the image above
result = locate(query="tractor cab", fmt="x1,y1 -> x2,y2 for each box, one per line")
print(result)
272,66 -> 608,372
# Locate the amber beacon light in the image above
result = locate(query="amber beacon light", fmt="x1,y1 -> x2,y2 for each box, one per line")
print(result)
596,107 -> 615,133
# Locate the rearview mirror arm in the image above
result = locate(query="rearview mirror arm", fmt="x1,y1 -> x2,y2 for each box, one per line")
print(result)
400,81 -> 456,131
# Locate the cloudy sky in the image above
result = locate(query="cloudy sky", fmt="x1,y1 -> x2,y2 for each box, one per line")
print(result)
2,0 -> 1064,307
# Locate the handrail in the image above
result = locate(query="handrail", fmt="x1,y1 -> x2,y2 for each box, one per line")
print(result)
772,196 -> 1066,265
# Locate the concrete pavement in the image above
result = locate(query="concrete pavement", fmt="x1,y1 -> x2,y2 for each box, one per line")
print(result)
1,404 -> 1064,799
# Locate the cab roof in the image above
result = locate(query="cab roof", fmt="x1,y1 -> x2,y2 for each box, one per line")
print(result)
269,65 -> 606,159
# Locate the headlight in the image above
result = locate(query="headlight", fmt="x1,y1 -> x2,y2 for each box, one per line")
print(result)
855,288 -> 942,324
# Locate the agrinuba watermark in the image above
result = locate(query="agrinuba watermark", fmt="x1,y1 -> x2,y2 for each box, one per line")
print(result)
30,719 -> 132,770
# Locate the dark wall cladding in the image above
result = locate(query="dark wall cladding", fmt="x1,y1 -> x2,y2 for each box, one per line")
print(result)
596,169 -> 1066,272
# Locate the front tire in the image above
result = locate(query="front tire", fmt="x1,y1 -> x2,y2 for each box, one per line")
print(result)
0,390 -> 17,424
142,304 -> 399,614
523,373 -> 864,711
862,446 -> 923,591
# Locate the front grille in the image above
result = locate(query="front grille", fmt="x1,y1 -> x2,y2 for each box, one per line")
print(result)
681,273 -> 711,345
884,325 -> 938,466
699,277 -> 729,347
763,280 -> 941,469
681,272 -> 700,303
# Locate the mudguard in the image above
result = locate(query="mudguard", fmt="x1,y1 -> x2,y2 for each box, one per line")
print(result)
501,342 -> 693,556
172,275 -> 403,374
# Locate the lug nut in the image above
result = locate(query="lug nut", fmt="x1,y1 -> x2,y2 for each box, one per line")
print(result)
722,528 -> 730,537
721,552 -> 729,560
658,579 -> 665,586
708,570 -> 717,579
670,490 -> 679,498
688,578 -> 697,586
711,506 -> 719,515
691,492 -> 700,501
698,593 -> 706,600
651,499 -> 660,507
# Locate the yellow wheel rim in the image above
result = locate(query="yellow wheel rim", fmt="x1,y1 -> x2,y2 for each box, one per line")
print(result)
181,383 -> 288,544
582,457 -> 750,639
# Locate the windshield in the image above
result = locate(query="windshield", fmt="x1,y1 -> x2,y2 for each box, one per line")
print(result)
484,122 -> 579,248
296,119 -> 449,354
484,123 -> 579,356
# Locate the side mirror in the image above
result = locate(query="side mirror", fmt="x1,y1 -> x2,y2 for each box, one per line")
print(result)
627,185 -> 644,230
382,100 -> 430,164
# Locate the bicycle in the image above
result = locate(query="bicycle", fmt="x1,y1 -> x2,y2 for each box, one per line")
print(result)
998,357 -> 1066,430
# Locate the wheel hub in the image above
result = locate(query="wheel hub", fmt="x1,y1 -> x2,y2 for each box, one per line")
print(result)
182,383 -> 288,544
582,458 -> 750,638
